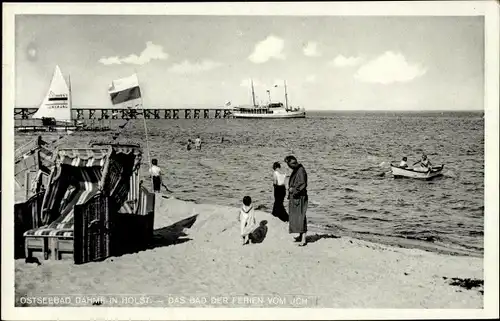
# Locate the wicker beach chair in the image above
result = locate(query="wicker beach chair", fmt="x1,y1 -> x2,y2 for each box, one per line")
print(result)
23,144 -> 155,264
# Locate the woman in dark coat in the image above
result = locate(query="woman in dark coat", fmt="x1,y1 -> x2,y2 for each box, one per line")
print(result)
271,162 -> 289,222
285,155 -> 308,246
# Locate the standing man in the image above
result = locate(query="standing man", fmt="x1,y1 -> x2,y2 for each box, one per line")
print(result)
195,135 -> 202,150
285,155 -> 308,246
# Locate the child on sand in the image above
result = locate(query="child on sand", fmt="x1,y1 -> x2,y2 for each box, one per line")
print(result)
238,196 -> 257,245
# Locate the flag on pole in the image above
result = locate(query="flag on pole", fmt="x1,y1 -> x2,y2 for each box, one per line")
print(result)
225,101 -> 231,107
108,74 -> 142,109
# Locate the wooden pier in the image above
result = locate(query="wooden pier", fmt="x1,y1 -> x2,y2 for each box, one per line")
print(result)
14,108 -> 234,120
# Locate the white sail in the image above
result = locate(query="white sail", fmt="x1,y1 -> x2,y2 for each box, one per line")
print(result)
32,65 -> 72,121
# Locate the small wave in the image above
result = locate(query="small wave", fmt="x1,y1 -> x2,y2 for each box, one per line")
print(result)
254,204 -> 268,211
357,208 -> 378,213
324,223 -> 346,231
344,187 -> 356,193
403,234 -> 442,243
469,231 -> 484,236
396,200 -> 412,207
372,217 -> 391,222
341,216 -> 358,221
451,206 -> 471,210
176,197 -> 199,204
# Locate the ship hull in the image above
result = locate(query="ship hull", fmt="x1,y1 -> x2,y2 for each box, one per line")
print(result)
232,111 -> 306,119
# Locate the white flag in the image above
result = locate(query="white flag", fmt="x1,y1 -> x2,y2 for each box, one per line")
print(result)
108,74 -> 142,109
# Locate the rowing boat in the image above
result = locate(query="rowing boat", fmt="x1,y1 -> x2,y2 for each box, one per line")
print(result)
390,164 -> 444,180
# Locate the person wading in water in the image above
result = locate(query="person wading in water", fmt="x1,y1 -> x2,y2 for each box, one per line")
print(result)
285,155 -> 308,247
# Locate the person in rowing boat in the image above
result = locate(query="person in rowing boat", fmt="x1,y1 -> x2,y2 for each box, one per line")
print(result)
413,154 -> 432,172
399,157 -> 409,168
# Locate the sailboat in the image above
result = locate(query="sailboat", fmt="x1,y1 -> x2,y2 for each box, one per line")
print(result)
232,80 -> 306,119
15,66 -> 110,132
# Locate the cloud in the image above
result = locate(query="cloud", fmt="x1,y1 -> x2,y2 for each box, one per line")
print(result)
305,75 -> 316,82
26,42 -> 38,62
303,42 -> 321,57
330,55 -> 362,67
99,56 -> 122,65
354,51 -> 426,84
248,35 -> 285,64
99,41 -> 168,65
168,60 -> 222,74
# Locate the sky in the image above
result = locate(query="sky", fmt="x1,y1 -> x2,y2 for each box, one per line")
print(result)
15,15 -> 484,111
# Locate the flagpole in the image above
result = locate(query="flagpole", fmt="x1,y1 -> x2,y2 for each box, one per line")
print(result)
68,74 -> 73,124
134,70 -> 154,190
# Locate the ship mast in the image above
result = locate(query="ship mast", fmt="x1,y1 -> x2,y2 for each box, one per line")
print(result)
251,79 -> 256,107
284,80 -> 289,111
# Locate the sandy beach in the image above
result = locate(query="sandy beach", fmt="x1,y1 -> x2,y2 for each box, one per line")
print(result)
15,195 -> 483,308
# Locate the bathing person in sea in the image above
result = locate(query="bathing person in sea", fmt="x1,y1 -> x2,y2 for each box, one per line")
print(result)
413,154 -> 432,171
187,139 -> 192,151
285,156 -> 308,247
271,162 -> 289,222
399,157 -> 409,168
195,136 -> 202,150
238,196 -> 257,245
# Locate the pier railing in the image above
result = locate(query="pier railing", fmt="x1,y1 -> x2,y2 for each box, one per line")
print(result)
14,108 -> 234,120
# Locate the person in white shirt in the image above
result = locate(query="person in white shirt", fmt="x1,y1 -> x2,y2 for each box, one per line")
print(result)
194,136 -> 202,150
237,196 -> 257,245
399,157 -> 409,168
271,162 -> 289,222
413,154 -> 432,172
149,159 -> 171,193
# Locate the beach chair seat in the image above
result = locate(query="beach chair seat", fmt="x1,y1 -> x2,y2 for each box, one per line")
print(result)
24,219 -> 74,260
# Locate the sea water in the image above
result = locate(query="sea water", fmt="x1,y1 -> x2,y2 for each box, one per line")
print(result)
14,111 -> 484,256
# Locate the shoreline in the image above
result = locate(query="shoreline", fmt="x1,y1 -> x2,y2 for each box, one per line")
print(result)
15,196 -> 484,308
174,196 -> 484,258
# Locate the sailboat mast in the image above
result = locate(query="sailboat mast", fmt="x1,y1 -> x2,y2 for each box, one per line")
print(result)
68,75 -> 73,120
284,80 -> 289,111
251,79 -> 256,107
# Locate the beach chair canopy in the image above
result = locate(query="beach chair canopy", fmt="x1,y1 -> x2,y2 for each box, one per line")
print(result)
39,145 -> 142,226
15,137 -> 54,202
